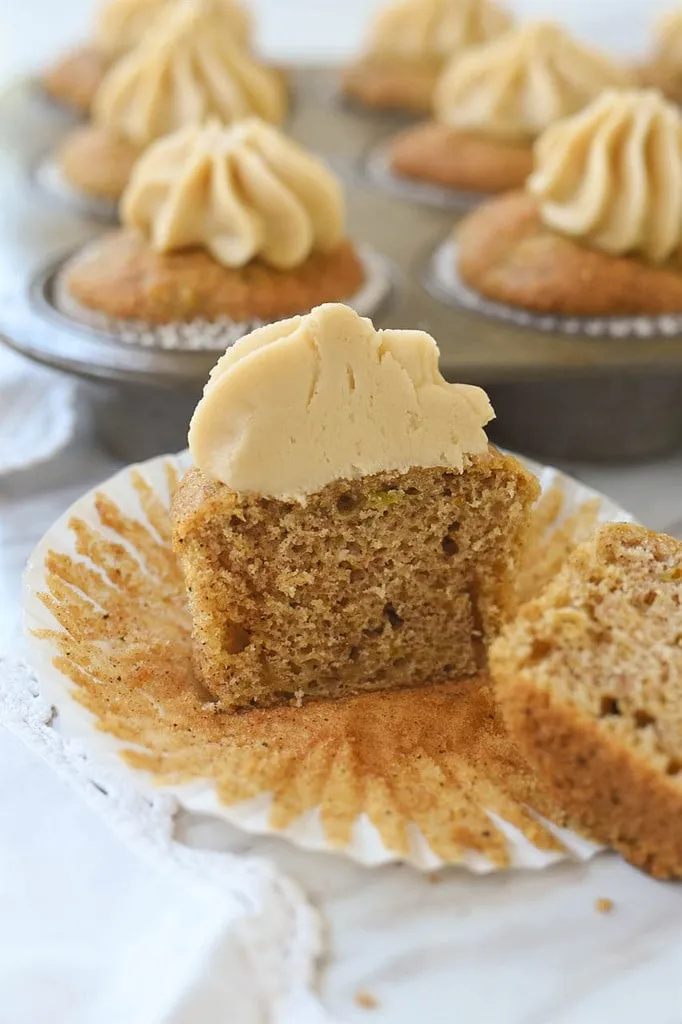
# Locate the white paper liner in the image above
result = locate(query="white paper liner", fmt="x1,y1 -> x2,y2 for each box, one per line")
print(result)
365,138 -> 491,212
34,155 -> 119,224
21,449 -> 636,871
428,240 -> 682,338
48,243 -> 393,351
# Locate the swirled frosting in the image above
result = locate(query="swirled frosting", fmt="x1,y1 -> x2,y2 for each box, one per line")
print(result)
94,2 -> 285,146
653,9 -> 682,67
434,21 -> 632,141
189,303 -> 494,498
528,89 -> 682,264
96,0 -> 253,56
121,118 -> 345,269
366,0 -> 512,63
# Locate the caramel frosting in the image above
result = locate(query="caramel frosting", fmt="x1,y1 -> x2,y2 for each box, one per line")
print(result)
189,303 -> 494,499
653,8 -> 682,67
528,89 -> 682,264
366,0 -> 512,64
95,0 -> 252,56
434,21 -> 632,141
94,2 -> 285,146
121,118 -> 344,269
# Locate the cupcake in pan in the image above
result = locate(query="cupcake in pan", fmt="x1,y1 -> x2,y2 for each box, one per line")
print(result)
388,22 -> 632,199
455,89 -> 682,318
639,8 -> 682,105
56,118 -> 368,334
43,0 -> 252,115
342,0 -> 512,115
54,1 -> 285,206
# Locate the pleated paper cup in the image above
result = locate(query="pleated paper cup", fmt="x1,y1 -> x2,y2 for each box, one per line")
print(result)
22,450 -> 634,870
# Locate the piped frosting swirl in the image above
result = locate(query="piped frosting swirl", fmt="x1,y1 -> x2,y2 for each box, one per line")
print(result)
94,2 -> 284,146
189,303 -> 494,499
434,21 -> 632,141
366,0 -> 512,63
652,8 -> 682,67
528,89 -> 682,264
121,118 -> 345,269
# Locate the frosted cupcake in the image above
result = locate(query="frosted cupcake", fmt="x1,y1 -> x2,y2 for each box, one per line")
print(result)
43,0 -> 252,115
639,9 -> 682,104
456,89 -> 682,316
343,0 -> 512,115
389,22 -> 632,196
56,1 -> 285,203
58,118 -> 366,328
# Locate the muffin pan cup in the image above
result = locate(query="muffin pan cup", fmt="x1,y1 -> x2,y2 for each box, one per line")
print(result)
1,67 -> 682,461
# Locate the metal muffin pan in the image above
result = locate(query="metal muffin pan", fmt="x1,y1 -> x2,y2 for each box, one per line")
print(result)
0,68 -> 681,461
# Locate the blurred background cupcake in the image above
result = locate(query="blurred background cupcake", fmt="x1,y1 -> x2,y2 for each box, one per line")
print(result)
342,0 -> 513,114
639,7 -> 682,103
388,21 -> 633,197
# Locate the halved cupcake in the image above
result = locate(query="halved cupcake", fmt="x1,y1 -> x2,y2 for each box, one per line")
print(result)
389,21 -> 632,196
59,118 -> 366,326
343,0 -> 512,115
173,302 -> 539,709
456,89 -> 682,316
43,0 -> 252,115
56,0 -> 285,203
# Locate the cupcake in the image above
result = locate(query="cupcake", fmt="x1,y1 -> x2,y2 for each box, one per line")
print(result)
43,0 -> 252,115
173,302 -> 539,709
456,89 -> 682,317
343,0 -> 512,115
389,22 -> 632,197
59,118 -> 366,326
639,8 -> 682,105
56,1 -> 285,203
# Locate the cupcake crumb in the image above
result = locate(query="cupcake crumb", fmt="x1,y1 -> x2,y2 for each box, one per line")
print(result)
354,989 -> 380,1010
595,897 -> 614,914
426,872 -> 442,884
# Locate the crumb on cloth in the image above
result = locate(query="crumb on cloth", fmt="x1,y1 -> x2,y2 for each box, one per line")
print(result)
595,897 -> 614,914
354,989 -> 380,1010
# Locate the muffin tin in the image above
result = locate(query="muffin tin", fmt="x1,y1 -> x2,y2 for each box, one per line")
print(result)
1,68 -> 682,461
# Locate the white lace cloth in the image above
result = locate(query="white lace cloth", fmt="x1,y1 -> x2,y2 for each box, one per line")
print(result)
0,347 -> 76,476
0,654 -> 333,1024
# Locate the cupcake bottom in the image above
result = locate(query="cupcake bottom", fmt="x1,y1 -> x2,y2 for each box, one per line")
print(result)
342,56 -> 440,114
390,122 -> 533,194
42,45 -> 110,115
457,191 -> 682,317
62,230 -> 368,324
58,124 -> 141,201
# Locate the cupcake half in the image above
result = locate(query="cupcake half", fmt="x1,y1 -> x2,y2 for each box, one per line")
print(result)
455,89 -> 682,317
389,21 -> 632,197
43,0 -> 252,115
55,1 -> 285,204
343,0 -> 512,115
58,118 -> 366,327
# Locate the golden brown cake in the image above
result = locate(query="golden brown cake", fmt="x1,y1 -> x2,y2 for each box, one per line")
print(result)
389,21 -> 631,195
492,522 -> 682,880
56,1 -> 285,202
172,303 -> 539,709
343,0 -> 512,114
390,121 -> 533,193
42,46 -> 111,115
61,118 -> 365,324
456,90 -> 682,316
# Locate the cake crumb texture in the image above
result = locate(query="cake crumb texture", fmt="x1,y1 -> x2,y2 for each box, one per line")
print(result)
173,448 -> 539,708
492,522 -> 682,879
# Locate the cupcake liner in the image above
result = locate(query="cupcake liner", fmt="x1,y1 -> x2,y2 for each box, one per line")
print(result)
34,155 -> 119,225
365,139 -> 490,212
45,244 -> 393,352
22,449 -> 634,871
428,240 -> 682,339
